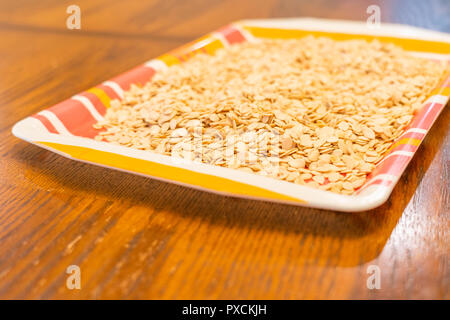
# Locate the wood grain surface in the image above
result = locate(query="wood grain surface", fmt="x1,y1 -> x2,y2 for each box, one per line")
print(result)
0,0 -> 448,299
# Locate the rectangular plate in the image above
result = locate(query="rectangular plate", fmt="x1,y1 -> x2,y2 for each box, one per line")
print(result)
12,18 -> 450,212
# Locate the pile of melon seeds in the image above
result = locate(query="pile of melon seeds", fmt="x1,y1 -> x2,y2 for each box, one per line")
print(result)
94,36 -> 446,194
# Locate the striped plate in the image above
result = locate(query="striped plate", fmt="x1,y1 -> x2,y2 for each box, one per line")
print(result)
12,18 -> 450,212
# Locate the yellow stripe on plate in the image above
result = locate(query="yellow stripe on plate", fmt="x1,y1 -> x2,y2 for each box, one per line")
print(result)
157,54 -> 181,67
431,86 -> 450,97
157,36 -> 225,66
37,141 -> 306,204
386,138 -> 422,153
202,38 -> 225,54
87,87 -> 111,108
243,26 -> 450,54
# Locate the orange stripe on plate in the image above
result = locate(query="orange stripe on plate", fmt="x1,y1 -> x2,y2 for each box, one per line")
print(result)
86,87 -> 111,108
37,141 -> 306,204
31,114 -> 58,134
217,25 -> 247,44
243,26 -> 450,54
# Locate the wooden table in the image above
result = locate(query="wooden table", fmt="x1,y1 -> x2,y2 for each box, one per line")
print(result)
0,0 -> 448,299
